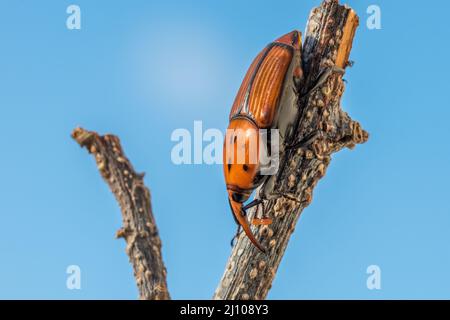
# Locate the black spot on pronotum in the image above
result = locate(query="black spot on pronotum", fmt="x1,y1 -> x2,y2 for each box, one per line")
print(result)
228,163 -> 232,171
234,136 -> 237,143
243,164 -> 249,172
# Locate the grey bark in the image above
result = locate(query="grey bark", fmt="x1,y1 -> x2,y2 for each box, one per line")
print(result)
72,127 -> 170,300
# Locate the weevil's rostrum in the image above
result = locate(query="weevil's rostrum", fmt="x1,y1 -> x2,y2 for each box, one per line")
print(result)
223,30 -> 303,253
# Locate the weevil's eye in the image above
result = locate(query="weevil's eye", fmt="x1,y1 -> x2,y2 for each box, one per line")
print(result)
232,192 -> 246,203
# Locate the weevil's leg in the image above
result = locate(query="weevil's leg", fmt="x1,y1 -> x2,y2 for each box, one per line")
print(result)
242,198 -> 264,211
300,66 -> 345,99
242,197 -> 265,218
229,201 -> 245,247
285,131 -> 321,150
230,225 -> 241,247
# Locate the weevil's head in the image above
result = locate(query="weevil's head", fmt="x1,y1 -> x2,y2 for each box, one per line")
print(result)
274,30 -> 302,50
223,118 -> 263,203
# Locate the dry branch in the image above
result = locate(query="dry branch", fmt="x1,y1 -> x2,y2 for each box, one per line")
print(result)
72,127 -> 170,300
213,0 -> 368,300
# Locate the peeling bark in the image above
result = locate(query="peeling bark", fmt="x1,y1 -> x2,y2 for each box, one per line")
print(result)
213,0 -> 368,300
72,127 -> 170,300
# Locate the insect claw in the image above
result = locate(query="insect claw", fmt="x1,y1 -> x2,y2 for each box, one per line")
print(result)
301,65 -> 345,99
230,225 -> 241,247
285,131 -> 321,150
242,198 -> 264,211
230,236 -> 236,247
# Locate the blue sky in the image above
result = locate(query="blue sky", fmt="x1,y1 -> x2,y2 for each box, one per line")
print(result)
0,0 -> 449,299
